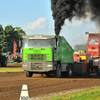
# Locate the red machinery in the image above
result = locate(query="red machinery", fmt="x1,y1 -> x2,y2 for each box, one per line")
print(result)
87,33 -> 100,58
73,33 -> 100,75
87,33 -> 100,74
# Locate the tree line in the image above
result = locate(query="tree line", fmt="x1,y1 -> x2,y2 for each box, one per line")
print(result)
74,43 -> 87,53
0,24 -> 26,53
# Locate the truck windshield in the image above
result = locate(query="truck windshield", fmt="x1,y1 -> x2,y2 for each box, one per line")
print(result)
89,39 -> 99,45
22,39 -> 53,48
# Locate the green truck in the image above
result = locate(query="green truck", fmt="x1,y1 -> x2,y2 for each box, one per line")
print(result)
22,35 -> 74,78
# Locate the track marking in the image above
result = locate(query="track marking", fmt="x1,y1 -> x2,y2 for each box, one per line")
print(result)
20,84 -> 29,100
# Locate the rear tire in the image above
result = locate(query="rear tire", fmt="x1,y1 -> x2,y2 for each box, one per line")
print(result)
53,63 -> 61,78
25,71 -> 33,77
67,65 -> 73,78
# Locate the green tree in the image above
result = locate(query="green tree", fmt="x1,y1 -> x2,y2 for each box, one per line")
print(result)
14,27 -> 26,53
74,43 -> 87,53
1,25 -> 26,53
0,24 -> 4,43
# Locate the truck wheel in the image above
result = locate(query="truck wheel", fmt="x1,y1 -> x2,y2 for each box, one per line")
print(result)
25,71 -> 33,77
67,65 -> 73,78
1,58 -> 7,67
54,63 -> 61,78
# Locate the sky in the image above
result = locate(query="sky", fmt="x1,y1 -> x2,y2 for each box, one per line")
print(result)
0,0 -> 99,48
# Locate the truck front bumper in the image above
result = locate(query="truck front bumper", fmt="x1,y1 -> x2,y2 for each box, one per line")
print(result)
22,61 -> 54,72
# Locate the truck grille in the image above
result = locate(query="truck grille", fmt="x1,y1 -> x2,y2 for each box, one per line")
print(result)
28,54 -> 48,60
31,63 -> 42,70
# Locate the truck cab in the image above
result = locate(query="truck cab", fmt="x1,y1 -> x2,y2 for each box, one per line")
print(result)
22,35 -> 74,78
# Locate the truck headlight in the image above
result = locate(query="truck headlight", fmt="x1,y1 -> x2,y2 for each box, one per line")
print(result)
23,64 -> 27,67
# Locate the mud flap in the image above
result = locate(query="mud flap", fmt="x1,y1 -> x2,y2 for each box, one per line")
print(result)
86,63 -> 90,75
82,63 -> 90,76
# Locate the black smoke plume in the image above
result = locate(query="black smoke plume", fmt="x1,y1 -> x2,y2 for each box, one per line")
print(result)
51,0 -> 100,35
89,0 -> 100,23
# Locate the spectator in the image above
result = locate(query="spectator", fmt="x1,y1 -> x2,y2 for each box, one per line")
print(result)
17,55 -> 20,63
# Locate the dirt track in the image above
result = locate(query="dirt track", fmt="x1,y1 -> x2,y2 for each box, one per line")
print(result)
5,64 -> 22,68
0,65 -> 100,100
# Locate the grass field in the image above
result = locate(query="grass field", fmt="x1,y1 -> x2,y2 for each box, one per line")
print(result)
43,88 -> 100,100
0,68 -> 23,72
